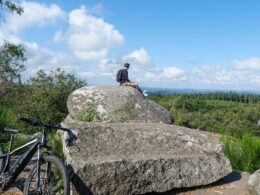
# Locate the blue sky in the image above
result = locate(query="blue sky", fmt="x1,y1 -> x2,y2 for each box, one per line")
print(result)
1,0 -> 260,90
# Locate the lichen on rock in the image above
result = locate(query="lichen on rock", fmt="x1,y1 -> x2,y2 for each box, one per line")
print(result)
67,86 -> 173,124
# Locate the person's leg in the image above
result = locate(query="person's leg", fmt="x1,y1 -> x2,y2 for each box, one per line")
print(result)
135,84 -> 143,93
122,82 -> 143,93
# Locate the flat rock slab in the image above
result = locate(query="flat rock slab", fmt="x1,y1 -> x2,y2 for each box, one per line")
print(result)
67,86 -> 173,124
62,121 -> 232,195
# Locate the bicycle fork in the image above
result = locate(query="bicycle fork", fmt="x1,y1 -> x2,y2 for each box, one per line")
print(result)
36,145 -> 42,194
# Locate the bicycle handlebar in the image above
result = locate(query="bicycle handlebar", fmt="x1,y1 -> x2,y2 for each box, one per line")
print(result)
20,117 -> 77,147
20,118 -> 69,131
20,117 -> 41,126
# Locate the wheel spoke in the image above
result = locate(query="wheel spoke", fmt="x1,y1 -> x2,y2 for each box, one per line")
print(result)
24,156 -> 68,195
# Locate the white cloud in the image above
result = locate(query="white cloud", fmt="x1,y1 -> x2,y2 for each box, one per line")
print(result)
67,6 -> 124,61
122,48 -> 151,66
89,3 -> 105,15
163,67 -> 185,79
195,67 -> 233,84
252,76 -> 260,85
194,63 -> 260,89
95,48 -> 186,85
98,59 -> 121,74
232,57 -> 260,71
79,71 -> 96,79
53,31 -> 63,43
22,41 -> 80,78
1,1 -> 66,33
0,1 -> 80,80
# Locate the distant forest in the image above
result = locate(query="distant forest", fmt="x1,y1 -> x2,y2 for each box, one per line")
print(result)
150,92 -> 260,136
150,92 -> 260,172
153,91 -> 260,103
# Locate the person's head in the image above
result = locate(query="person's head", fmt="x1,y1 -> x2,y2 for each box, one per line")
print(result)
124,63 -> 130,69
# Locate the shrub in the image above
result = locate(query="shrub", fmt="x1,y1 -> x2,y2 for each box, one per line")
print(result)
0,69 -> 86,133
220,133 -> 260,173
48,132 -> 65,161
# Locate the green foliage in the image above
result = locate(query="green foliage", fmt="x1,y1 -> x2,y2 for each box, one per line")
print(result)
151,93 -> 260,172
2,135 -> 29,154
0,105 -> 17,130
0,69 -> 85,161
8,69 -> 84,122
220,134 -> 260,173
77,106 -> 100,122
113,103 -> 136,122
0,0 -> 23,15
0,42 -> 26,83
48,133 -> 65,161
0,69 -> 86,134
150,94 -> 260,136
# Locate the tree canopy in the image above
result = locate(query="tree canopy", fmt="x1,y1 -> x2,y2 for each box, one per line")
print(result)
0,0 -> 23,15
0,42 -> 26,82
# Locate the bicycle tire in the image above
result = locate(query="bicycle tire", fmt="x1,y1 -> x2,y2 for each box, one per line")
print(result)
0,145 -> 4,172
23,155 -> 70,195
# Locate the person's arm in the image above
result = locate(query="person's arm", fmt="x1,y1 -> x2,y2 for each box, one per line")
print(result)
126,70 -> 131,82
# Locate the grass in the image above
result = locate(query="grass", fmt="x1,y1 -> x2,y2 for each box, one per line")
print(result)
113,103 -> 136,122
48,132 -> 65,161
2,135 -> 30,154
77,106 -> 100,122
1,132 -> 65,171
220,133 -> 260,173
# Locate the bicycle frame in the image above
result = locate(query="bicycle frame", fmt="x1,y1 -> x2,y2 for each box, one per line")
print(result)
0,127 -> 52,191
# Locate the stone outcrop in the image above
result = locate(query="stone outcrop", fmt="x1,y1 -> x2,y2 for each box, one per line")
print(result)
257,119 -> 260,127
67,86 -> 173,124
248,169 -> 260,195
62,122 -> 232,194
62,85 -> 232,194
0,84 -> 11,97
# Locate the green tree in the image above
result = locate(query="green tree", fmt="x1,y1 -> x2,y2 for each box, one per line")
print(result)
0,42 -> 26,82
0,1 -> 25,95
0,42 -> 26,96
18,69 -> 86,126
0,0 -> 23,15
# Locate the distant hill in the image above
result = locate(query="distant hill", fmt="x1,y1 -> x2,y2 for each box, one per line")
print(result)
142,87 -> 260,96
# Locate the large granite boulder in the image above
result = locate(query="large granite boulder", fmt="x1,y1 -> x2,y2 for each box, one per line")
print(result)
62,121 -> 232,195
67,86 -> 173,124
248,169 -> 260,195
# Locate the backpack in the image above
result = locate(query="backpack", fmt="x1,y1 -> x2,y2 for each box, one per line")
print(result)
116,69 -> 123,82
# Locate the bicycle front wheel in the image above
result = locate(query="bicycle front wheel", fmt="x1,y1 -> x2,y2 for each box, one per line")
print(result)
23,155 -> 70,195
0,145 -> 4,172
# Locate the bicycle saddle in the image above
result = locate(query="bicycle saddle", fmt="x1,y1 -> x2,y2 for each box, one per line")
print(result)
4,128 -> 19,134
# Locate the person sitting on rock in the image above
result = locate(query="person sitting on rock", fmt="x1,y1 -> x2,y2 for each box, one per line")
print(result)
116,63 -> 144,95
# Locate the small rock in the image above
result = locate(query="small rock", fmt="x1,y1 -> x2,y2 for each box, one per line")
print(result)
248,169 -> 260,195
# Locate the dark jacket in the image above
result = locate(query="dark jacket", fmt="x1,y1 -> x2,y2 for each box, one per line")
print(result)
120,68 -> 131,84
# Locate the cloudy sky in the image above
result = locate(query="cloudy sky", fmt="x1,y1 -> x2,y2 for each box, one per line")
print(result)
1,0 -> 260,90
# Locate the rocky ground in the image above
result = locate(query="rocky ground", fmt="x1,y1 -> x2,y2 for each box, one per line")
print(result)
0,157 -> 35,195
173,172 -> 251,195
1,172 -> 251,195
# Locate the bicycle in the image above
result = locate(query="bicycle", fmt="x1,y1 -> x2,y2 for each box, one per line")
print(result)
0,117 -> 77,195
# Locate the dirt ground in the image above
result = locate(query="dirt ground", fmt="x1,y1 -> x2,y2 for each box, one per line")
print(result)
175,172 -> 251,195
